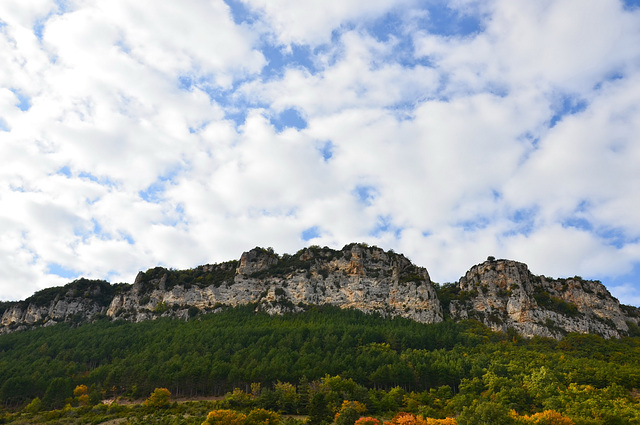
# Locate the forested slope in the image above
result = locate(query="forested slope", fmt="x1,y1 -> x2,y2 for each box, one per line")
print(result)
2,306 -> 640,424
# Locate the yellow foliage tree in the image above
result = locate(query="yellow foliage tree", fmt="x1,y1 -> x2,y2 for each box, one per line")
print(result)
73,385 -> 88,397
385,412 -> 457,425
335,400 -> 368,424
423,418 -> 457,425
73,385 -> 89,406
202,409 -> 247,425
144,387 -> 171,409
519,410 -> 574,425
77,394 -> 89,406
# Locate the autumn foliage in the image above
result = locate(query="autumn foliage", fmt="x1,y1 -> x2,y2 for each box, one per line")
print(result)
355,417 -> 383,425
517,410 -> 575,425
335,400 -> 368,424
202,408 -> 280,425
144,387 -> 171,409
73,384 -> 89,406
384,412 -> 457,425
423,419 -> 457,425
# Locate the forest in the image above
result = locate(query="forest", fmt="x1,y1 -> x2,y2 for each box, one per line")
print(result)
1,305 -> 640,424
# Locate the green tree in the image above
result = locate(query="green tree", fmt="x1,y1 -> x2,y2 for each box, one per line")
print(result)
246,408 -> 281,425
42,377 -> 73,410
308,392 -> 332,425
335,407 -> 362,425
274,381 -> 297,413
458,401 -> 515,425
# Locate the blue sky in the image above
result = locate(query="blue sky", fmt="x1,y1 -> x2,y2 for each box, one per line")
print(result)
1,0 -> 640,306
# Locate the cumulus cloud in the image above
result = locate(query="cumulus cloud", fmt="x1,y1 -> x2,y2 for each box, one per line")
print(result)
1,0 -> 640,304
240,0 -> 415,46
415,0 -> 640,94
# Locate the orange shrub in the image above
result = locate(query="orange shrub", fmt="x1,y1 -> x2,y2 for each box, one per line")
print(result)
386,412 -> 426,425
355,417 -> 382,425
385,412 -> 456,425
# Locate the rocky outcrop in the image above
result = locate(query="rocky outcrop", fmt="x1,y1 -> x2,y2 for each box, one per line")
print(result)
101,244 -> 443,326
447,258 -> 636,339
1,245 -> 638,339
0,278 -> 116,333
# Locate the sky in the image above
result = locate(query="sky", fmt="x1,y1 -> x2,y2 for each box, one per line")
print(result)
1,0 -> 640,305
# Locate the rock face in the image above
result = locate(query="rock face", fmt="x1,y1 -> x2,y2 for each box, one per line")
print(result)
447,258 -> 636,339
1,246 -> 638,339
101,244 -> 442,326
0,279 -> 117,333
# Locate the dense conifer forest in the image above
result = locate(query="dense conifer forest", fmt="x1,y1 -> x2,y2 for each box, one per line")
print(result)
1,305 -> 640,424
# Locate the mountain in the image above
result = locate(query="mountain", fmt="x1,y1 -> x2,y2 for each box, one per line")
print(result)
1,243 -> 638,338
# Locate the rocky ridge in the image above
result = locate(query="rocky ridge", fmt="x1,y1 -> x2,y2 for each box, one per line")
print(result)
446,258 -> 636,338
1,244 -> 638,339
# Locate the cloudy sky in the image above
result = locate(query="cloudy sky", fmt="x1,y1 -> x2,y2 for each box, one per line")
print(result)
2,0 -> 640,304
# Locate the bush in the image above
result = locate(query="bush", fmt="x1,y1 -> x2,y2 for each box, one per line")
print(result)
203,409 -> 247,425
517,410 -> 575,424
144,388 -> 171,409
23,397 -> 42,413
246,408 -> 281,425
354,418 -> 381,425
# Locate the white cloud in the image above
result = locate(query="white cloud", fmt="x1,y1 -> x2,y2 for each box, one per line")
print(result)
415,0 -> 640,94
241,30 -> 440,116
1,0 -> 640,305
503,224 -> 633,278
240,0 -> 414,46
46,0 -> 266,83
503,73 -> 640,235
0,0 -> 56,28
610,283 -> 640,307
0,229 -> 69,300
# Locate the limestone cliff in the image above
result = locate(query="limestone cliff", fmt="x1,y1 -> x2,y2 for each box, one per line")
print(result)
446,258 -> 638,339
0,278 -> 121,333
103,244 -> 442,325
1,245 -> 638,339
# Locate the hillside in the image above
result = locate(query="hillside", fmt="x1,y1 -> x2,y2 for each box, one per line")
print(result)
1,243 -> 638,339
1,306 -> 640,424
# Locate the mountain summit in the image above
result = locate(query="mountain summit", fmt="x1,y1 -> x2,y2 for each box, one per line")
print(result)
1,244 -> 637,338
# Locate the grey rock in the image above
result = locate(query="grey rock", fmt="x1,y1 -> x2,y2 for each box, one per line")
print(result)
448,259 -> 633,338
1,246 -> 637,340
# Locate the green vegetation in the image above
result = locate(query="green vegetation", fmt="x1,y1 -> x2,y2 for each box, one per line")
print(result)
15,278 -> 124,309
242,244 -> 416,281
126,244 -> 415,290
1,307 -> 640,424
533,288 -> 580,317
247,245 -> 346,279
136,261 -> 239,291
433,284 -> 479,318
